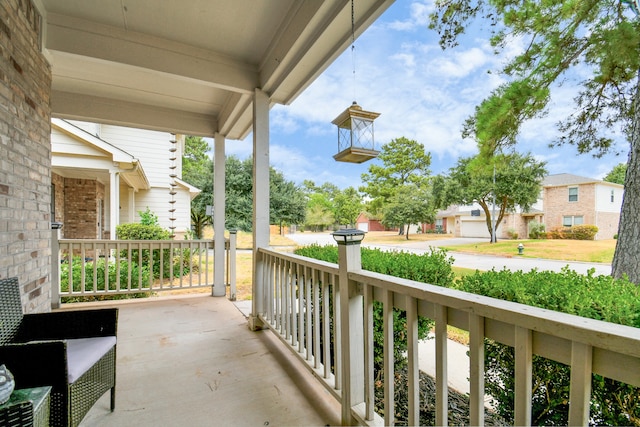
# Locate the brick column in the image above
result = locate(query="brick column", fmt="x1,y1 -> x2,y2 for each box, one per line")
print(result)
0,0 -> 53,312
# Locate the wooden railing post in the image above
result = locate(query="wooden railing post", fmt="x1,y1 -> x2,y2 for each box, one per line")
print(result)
334,229 -> 365,425
228,230 -> 237,301
51,223 -> 63,309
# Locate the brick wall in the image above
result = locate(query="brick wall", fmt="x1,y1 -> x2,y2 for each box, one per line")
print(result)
596,212 -> 619,240
0,0 -> 52,312
544,184 -> 596,230
64,178 -> 104,239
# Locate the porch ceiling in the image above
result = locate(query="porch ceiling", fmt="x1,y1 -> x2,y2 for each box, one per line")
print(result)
39,0 -> 394,139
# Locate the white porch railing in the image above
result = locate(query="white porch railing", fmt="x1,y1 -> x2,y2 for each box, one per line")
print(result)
254,244 -> 640,426
52,235 -> 237,306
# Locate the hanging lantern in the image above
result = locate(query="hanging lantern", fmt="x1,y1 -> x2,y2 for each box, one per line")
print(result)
332,101 -> 380,163
331,0 -> 380,164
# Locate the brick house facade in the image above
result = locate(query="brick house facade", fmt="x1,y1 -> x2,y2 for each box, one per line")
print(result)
436,174 -> 622,240
0,0 -> 52,312
543,174 -> 623,240
58,176 -> 106,239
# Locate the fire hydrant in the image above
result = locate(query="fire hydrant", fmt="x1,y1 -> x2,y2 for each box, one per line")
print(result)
517,243 -> 524,255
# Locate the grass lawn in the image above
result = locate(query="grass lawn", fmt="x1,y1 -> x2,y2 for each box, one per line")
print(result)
362,231 -> 454,244
202,227 -> 296,249
440,239 -> 616,263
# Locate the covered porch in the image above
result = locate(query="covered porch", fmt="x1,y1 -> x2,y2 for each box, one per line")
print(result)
3,1 -> 640,426
78,294 -> 340,426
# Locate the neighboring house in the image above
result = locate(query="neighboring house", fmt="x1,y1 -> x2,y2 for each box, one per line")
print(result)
51,119 -> 200,240
435,173 -> 622,240
543,173 -> 623,240
356,212 -> 395,232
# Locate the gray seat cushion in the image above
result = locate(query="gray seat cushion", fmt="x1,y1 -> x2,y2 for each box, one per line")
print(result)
66,336 -> 116,383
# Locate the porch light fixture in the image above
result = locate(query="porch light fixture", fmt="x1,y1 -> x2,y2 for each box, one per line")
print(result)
332,0 -> 380,164
331,228 -> 365,245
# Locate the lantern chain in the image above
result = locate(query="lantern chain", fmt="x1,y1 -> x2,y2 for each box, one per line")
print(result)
351,0 -> 357,104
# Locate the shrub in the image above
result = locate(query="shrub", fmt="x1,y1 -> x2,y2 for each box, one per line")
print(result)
528,221 -> 546,239
60,257 -> 152,301
547,227 -> 568,239
455,268 -> 640,425
294,245 -> 455,372
116,223 -> 170,240
116,222 -> 197,280
569,224 -> 598,240
506,228 -> 518,239
546,225 -> 598,240
138,207 -> 160,226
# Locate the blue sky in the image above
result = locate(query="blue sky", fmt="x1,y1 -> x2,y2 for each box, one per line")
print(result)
220,0 -> 629,189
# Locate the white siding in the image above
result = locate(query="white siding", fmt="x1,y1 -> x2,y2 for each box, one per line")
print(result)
99,125 -> 182,187
118,187 -> 192,234
595,183 -> 623,213
67,120 -> 101,136
52,128 -> 109,158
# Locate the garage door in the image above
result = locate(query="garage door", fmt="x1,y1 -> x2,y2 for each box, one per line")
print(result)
460,220 -> 491,238
357,222 -> 369,232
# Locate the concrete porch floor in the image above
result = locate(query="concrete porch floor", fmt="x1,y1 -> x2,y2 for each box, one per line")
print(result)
75,294 -> 341,426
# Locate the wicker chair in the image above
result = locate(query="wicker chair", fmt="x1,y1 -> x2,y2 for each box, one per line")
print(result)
0,277 -> 118,426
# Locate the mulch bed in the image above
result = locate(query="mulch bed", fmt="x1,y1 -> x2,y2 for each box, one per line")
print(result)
374,368 -> 508,426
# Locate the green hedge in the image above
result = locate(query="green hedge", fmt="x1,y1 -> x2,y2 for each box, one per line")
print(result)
455,267 -> 640,425
116,223 -> 171,240
295,244 -> 639,425
116,223 -> 190,279
60,257 -> 152,302
294,245 -> 454,371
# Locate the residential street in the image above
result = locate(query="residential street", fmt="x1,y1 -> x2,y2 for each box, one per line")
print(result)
285,232 -> 612,276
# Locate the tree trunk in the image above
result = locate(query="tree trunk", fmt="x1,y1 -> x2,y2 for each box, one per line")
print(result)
612,71 -> 640,284
478,200 -> 498,243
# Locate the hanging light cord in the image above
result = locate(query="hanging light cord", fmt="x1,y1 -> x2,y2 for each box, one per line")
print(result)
351,0 -> 357,104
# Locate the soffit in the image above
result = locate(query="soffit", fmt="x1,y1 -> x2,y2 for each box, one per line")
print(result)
39,0 -> 394,139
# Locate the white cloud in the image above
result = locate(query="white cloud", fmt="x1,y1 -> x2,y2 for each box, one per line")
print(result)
224,1 -> 627,189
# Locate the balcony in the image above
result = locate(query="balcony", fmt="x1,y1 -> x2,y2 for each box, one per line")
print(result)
53,239 -> 640,426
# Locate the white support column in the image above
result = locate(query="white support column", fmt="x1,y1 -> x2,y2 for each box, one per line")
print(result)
109,170 -> 120,240
127,188 -> 135,223
213,132 -> 226,297
336,234 -> 365,425
249,88 -> 270,330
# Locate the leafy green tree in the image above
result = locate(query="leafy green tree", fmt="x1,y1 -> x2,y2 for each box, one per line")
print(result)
182,136 -> 213,216
603,163 -> 627,185
429,0 -> 640,281
360,137 -> 432,234
305,193 -> 335,231
442,153 -> 546,243
224,156 -> 254,231
270,168 -> 306,234
333,186 -> 363,227
382,184 -> 436,239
